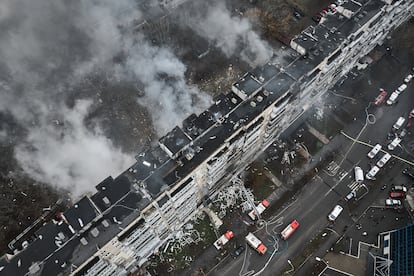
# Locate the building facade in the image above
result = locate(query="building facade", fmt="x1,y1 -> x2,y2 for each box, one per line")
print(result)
1,0 -> 413,275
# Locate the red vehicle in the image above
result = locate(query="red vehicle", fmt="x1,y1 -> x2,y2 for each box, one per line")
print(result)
213,230 -> 234,250
281,220 -> 300,240
390,191 -> 405,199
245,233 -> 267,255
248,199 -> 270,220
374,89 -> 387,105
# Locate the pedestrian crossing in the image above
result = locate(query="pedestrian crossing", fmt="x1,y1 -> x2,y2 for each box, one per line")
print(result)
348,180 -> 360,191
327,161 -> 340,175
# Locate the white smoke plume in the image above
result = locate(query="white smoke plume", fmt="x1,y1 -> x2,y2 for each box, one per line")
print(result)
182,1 -> 273,66
15,100 -> 133,198
0,0 -> 211,198
115,39 -> 211,133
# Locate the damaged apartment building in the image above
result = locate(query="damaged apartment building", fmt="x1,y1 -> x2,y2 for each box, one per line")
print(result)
0,0 -> 413,275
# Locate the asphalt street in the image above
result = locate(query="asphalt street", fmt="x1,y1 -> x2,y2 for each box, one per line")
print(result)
203,45 -> 414,276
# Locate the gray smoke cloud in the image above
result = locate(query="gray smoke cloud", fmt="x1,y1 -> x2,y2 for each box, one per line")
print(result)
15,100 -> 133,198
182,1 -> 273,66
0,0 -> 211,198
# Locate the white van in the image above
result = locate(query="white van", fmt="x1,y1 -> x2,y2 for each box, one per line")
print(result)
354,166 -> 364,183
366,165 -> 380,180
393,117 -> 406,130
386,92 -> 399,105
388,137 -> 401,150
328,205 -> 343,222
377,153 -> 391,168
367,144 -> 382,159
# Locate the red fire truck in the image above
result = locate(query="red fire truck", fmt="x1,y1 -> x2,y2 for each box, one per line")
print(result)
280,220 -> 300,240
248,199 -> 270,220
213,230 -> 234,250
245,232 -> 267,255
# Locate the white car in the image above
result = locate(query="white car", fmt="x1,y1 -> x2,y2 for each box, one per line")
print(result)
396,84 -> 407,94
367,144 -> 382,159
377,153 -> 391,168
385,198 -> 402,206
392,185 -> 407,192
404,74 -> 413,83
328,205 -> 343,222
392,117 -> 406,130
388,137 -> 401,151
386,91 -> 399,105
354,166 -> 364,182
366,166 -> 380,180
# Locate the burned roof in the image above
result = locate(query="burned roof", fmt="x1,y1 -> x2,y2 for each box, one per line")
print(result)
63,196 -> 100,232
264,72 -> 296,94
0,0 -> 398,274
208,92 -> 241,121
159,126 -> 192,158
232,72 -> 263,100
251,63 -> 280,84
91,175 -> 133,212
182,111 -> 216,139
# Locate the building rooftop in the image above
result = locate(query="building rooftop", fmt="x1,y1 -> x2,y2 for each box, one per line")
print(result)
232,72 -> 263,100
63,197 -> 100,232
0,0 -> 399,274
159,126 -> 192,158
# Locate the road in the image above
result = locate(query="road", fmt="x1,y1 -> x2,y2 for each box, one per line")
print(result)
206,45 -> 414,276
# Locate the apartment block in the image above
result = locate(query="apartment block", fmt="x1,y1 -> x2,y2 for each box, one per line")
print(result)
0,0 -> 413,275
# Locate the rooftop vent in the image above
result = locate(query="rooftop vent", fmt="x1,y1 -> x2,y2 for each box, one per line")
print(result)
250,101 -> 256,107
80,237 -> 88,246
103,196 -> 111,206
57,232 -> 65,240
102,219 -> 110,228
90,227 -> 100,238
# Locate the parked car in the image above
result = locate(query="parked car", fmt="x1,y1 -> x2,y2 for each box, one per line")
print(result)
396,84 -> 407,94
392,185 -> 407,193
392,117 -> 406,131
366,166 -> 380,180
377,153 -> 391,168
232,246 -> 245,258
402,168 -> 414,179
386,91 -> 399,105
399,128 -> 408,138
374,89 -> 387,105
345,190 -> 356,201
367,144 -> 382,159
390,191 -> 405,198
388,137 -> 401,150
354,166 -> 364,182
404,74 -> 413,83
385,198 -> 402,206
